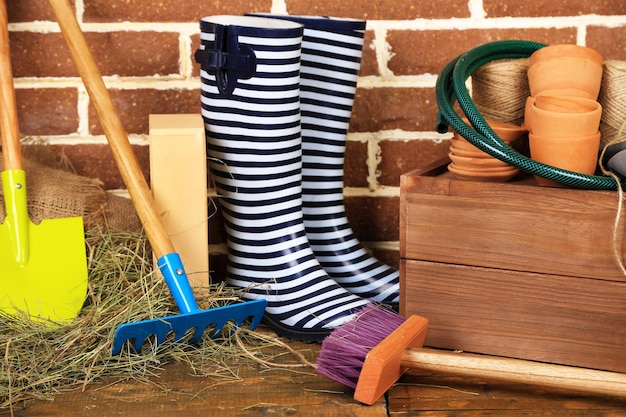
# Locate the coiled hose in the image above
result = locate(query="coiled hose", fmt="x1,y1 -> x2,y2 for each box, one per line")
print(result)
435,39 -> 622,190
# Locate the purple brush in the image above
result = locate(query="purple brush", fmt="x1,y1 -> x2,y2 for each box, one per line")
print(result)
317,305 -> 626,405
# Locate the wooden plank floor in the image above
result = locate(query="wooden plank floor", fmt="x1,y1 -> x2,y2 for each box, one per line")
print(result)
2,328 -> 626,416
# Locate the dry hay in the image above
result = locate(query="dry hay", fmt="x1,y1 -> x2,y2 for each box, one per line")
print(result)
0,229 -> 280,409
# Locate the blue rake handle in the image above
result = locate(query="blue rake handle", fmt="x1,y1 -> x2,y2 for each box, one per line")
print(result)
112,253 -> 267,355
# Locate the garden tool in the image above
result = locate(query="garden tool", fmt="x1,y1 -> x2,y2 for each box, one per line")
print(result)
195,15 -> 370,343
47,0 -> 267,355
317,305 -> 626,405
0,0 -> 88,324
250,14 -> 399,308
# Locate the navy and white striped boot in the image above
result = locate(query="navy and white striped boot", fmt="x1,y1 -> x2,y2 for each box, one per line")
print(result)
195,15 -> 370,342
249,15 -> 400,309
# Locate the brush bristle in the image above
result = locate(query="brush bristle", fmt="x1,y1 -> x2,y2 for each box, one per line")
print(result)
316,304 -> 406,388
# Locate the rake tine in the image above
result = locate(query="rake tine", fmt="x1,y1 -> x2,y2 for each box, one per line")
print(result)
112,299 -> 268,355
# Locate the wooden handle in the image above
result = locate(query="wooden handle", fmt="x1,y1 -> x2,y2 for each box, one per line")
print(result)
403,348 -> 626,398
0,0 -> 23,170
47,0 -> 174,258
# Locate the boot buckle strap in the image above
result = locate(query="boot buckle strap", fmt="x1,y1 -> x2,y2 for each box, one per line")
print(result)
194,26 -> 257,95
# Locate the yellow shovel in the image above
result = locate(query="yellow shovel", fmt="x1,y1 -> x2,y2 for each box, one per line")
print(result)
0,0 -> 87,324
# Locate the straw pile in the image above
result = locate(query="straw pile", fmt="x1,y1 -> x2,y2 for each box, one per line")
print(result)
0,229 -> 260,409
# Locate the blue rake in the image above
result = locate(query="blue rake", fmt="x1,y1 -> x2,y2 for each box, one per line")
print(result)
49,0 -> 267,356
112,253 -> 267,355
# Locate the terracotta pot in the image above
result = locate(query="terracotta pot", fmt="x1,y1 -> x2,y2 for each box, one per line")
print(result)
523,96 -> 535,131
447,162 -> 519,182
529,44 -> 603,67
448,153 -> 512,169
460,117 -> 527,142
448,118 -> 525,182
448,152 -> 510,168
529,131 -> 601,187
449,144 -> 492,159
527,44 -> 603,100
529,95 -> 602,138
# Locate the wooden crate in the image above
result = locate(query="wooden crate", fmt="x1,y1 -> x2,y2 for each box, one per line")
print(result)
400,163 -> 626,373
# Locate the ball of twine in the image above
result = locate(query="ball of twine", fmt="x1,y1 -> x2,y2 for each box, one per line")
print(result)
471,58 -> 530,126
598,60 -> 626,147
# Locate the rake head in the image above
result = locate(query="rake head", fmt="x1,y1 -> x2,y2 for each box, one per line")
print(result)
112,298 -> 267,355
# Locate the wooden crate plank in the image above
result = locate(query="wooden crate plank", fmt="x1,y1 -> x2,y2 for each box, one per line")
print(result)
401,259 -> 626,373
400,171 -> 626,281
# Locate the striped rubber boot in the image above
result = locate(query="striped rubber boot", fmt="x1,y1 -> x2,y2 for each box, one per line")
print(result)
195,15 -> 370,342
249,15 -> 400,309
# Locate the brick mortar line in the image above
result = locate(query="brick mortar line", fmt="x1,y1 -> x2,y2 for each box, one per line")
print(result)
344,186 -> 400,197
365,15 -> 626,30
13,77 -> 199,89
366,138 -> 382,191
76,89 -> 90,136
8,15 -> 626,33
468,0 -> 486,18
33,130 -> 451,147
270,0 -> 287,14
8,21 -> 200,33
45,134 -> 148,145
349,131 -> 453,142
13,75 -> 439,89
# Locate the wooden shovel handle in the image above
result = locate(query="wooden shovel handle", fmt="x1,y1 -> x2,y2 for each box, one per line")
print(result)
403,348 -> 626,399
47,0 -> 175,258
0,0 -> 23,170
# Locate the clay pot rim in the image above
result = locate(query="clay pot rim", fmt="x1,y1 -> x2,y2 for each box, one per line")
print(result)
449,145 -> 492,159
529,44 -> 603,67
533,95 -> 602,114
459,117 -> 527,142
448,161 -> 518,173
449,138 -> 514,157
529,96 -> 602,138
529,131 -> 601,142
448,163 -> 520,182
448,152 -> 511,168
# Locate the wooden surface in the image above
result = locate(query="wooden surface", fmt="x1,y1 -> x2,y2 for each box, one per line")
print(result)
2,333 -> 626,416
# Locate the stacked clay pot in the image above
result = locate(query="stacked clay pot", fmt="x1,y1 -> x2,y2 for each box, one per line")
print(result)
448,118 -> 526,182
524,44 -> 604,187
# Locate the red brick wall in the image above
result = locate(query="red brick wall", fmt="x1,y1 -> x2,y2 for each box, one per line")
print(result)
6,0 -> 626,279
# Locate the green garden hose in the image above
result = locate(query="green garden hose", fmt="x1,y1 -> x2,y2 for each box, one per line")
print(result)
435,39 -> 621,190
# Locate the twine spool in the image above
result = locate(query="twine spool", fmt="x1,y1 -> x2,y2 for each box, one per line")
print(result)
596,61 -> 626,277
471,58 -> 530,126
598,60 -> 626,148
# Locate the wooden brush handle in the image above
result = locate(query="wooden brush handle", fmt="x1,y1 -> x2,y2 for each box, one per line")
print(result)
0,0 -> 22,170
47,0 -> 175,258
403,348 -> 626,398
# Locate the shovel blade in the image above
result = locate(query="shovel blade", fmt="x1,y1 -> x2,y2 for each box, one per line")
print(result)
112,298 -> 267,355
0,215 -> 88,325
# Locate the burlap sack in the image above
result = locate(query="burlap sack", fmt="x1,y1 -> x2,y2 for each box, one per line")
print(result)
0,155 -> 141,232
0,155 -> 107,229
102,193 -> 142,232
